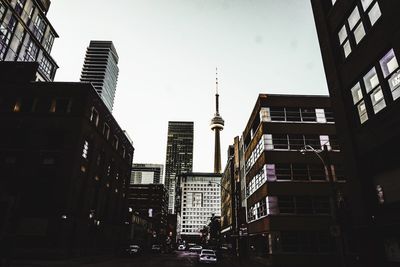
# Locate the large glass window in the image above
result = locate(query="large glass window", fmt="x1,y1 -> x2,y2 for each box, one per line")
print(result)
272,134 -> 288,150
33,15 -> 46,41
300,108 -> 316,122
23,39 -> 38,62
288,134 -> 304,150
275,164 -> 291,180
380,49 -> 400,101
0,2 -> 6,19
285,107 -> 301,121
338,1 -> 381,59
43,32 -> 54,53
0,16 -> 17,60
292,164 -> 309,181
338,25 -> 351,58
39,55 -> 54,79
270,107 -> 285,121
368,2 -> 381,26
15,0 -> 26,15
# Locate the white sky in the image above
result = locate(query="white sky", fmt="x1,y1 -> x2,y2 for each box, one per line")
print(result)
47,0 -> 328,173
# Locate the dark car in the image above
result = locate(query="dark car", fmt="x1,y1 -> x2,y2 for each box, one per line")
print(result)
151,244 -> 162,253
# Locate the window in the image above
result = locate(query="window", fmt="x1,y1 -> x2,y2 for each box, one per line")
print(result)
90,107 -> 99,126
43,32 -> 54,53
324,108 -> 335,122
381,49 -> 400,101
39,56 -> 54,79
285,107 -> 301,121
304,134 -> 320,148
23,39 -> 39,62
292,164 -> 309,180
300,108 -> 316,122
33,15 -> 46,41
0,3 -> 5,19
315,109 -> 326,123
338,25 -> 351,58
0,16 -> 17,60
103,123 -> 110,139
112,135 -> 119,150
82,140 -> 89,159
288,134 -> 304,150
272,134 -> 288,149
270,107 -> 285,121
266,164 -> 277,181
53,98 -> 71,113
309,164 -> 326,180
364,67 -> 386,113
367,2 -> 381,26
278,196 -> 295,213
15,0 -> 26,15
275,164 -> 291,180
13,99 -> 21,112
338,1 -> 381,59
296,196 -> 313,214
313,197 -> 330,214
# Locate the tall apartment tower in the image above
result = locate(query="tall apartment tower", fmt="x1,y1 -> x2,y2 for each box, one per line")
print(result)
311,1 -> 400,266
131,163 -> 164,184
0,0 -> 59,81
164,121 -> 194,214
80,40 -> 119,112
210,69 -> 225,173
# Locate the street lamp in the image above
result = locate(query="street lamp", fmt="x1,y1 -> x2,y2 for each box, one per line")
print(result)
300,144 -> 346,267
208,180 -> 240,257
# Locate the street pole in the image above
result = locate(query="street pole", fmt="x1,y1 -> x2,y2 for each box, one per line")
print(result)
301,144 -> 346,267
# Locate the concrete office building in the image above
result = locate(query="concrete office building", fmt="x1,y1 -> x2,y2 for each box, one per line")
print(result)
131,163 -> 163,184
175,173 -> 221,243
242,94 -> 346,267
164,121 -> 193,214
0,0 -> 58,81
311,1 -> 400,265
80,40 -> 119,112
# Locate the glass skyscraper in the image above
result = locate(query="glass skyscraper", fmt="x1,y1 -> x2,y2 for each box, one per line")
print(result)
164,121 -> 194,214
80,40 -> 119,111
0,0 -> 58,81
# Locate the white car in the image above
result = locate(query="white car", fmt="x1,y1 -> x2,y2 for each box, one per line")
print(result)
189,245 -> 203,253
198,249 -> 217,264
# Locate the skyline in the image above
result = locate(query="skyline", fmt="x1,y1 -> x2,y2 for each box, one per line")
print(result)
47,0 -> 329,172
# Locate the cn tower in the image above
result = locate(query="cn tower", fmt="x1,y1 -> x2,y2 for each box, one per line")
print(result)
210,68 -> 225,174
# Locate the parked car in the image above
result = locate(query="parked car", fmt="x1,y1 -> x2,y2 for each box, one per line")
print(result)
189,245 -> 203,253
198,249 -> 217,264
178,244 -> 186,251
126,245 -> 141,256
151,244 -> 162,253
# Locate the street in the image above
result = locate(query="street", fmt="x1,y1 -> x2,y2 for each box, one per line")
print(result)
81,251 -> 258,267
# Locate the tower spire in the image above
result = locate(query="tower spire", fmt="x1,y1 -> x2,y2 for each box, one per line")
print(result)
215,67 -> 220,114
210,67 -> 225,174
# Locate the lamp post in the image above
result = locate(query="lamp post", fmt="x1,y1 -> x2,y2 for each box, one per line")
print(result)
300,144 -> 346,267
208,180 -> 239,257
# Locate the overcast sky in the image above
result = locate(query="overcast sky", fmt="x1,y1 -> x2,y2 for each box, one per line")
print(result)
47,0 -> 328,173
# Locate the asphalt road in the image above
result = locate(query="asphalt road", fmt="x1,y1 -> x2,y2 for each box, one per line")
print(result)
82,250 -> 249,267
